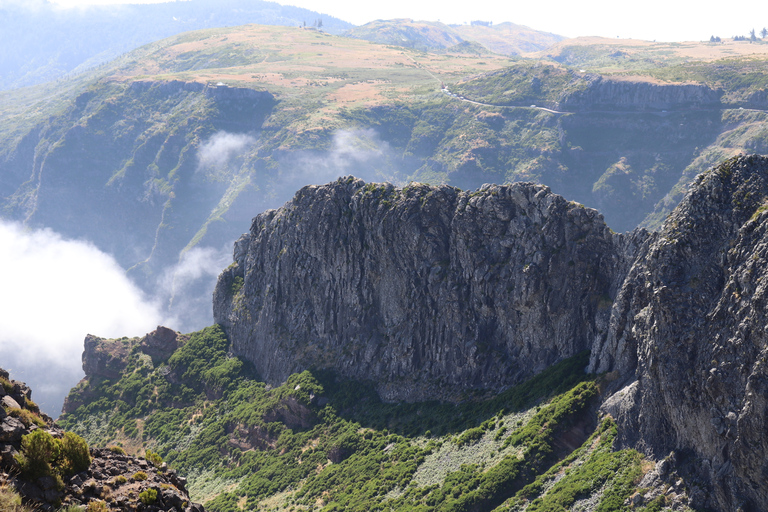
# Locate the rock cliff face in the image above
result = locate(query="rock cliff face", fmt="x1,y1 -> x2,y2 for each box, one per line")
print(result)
214,178 -> 643,401
560,75 -> 723,111
214,155 -> 768,511
593,154 -> 768,511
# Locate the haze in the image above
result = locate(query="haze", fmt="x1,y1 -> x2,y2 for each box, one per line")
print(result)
48,0 -> 768,42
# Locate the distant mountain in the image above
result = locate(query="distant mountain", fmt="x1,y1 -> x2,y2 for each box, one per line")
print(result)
344,18 -> 564,55
0,0 -> 352,90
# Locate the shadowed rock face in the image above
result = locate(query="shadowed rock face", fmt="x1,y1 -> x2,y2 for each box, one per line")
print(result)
594,155 -> 768,511
214,155 -> 768,511
213,178 -> 642,402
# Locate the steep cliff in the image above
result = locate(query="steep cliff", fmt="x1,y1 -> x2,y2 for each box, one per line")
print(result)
213,178 -> 645,401
560,75 -> 723,112
214,155 -> 768,511
593,154 -> 768,511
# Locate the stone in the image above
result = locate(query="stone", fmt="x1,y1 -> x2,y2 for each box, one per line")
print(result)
592,155 -> 768,510
1,396 -> 20,410
0,417 -> 25,443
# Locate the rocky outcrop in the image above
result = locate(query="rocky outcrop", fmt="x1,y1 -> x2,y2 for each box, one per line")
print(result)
214,155 -> 768,511
139,326 -> 183,364
64,327 -> 184,414
592,155 -> 768,511
1,368 -> 204,511
214,178 -> 644,402
82,334 -> 132,381
560,75 -> 722,111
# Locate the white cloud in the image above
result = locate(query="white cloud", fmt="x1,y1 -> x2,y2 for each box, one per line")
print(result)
198,131 -> 257,171
0,221 -> 165,416
158,245 -> 231,331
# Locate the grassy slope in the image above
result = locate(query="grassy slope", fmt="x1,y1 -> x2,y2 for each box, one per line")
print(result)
59,326 -> 666,511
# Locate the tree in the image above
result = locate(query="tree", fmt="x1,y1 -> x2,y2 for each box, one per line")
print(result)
761,27 -> 768,39
750,28 -> 757,42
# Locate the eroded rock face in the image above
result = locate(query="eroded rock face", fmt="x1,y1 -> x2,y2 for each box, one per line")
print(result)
213,178 -> 641,402
82,334 -> 131,381
214,156 -> 768,511
593,155 -> 768,511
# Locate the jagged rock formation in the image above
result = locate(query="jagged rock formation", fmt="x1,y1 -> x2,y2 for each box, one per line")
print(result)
1,368 -> 203,511
214,178 -> 645,401
64,326 -> 185,415
214,155 -> 768,511
593,154 -> 768,511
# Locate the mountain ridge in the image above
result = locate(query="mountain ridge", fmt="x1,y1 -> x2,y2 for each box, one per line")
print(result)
212,154 -> 768,511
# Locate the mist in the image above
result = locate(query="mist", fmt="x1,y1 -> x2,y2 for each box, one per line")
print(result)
0,221 -> 166,417
197,132 -> 257,172
274,128 -> 405,197
159,246 -> 232,332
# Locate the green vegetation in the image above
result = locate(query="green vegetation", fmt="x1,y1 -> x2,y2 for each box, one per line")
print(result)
499,418 -> 642,510
59,323 -> 664,510
0,484 -> 34,512
6,407 -> 46,428
139,488 -> 158,505
14,430 -> 91,481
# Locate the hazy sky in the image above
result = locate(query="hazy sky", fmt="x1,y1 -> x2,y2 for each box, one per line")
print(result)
48,0 -> 768,42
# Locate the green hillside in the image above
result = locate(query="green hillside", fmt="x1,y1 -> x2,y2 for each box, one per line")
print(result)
59,326 -> 665,511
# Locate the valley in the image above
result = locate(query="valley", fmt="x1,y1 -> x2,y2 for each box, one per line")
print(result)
2,9 -> 768,511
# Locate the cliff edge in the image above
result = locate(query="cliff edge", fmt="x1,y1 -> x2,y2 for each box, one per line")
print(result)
214,179 -> 644,402
214,155 -> 768,511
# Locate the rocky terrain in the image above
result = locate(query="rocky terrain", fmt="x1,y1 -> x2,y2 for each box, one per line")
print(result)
214,155 -> 768,511
213,178 -> 643,402
594,154 -> 768,511
0,367 -> 204,511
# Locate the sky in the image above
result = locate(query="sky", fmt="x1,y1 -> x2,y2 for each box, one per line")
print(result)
47,0 -> 768,42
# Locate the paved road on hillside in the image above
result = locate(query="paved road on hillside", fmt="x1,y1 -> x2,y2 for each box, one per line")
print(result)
442,88 -> 768,116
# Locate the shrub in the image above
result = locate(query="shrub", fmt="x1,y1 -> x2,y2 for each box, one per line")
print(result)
24,399 -> 40,414
86,500 -> 107,512
112,475 -> 127,486
107,446 -> 126,455
16,430 -> 61,479
61,432 -> 91,475
139,488 -> 158,505
145,449 -> 163,467
133,471 -> 148,481
0,484 -> 33,512
0,377 -> 13,394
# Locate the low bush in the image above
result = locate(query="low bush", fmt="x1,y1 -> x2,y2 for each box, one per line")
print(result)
61,432 -> 91,475
139,488 -> 158,505
6,407 -> 45,428
86,500 -> 107,512
145,449 -> 163,467
133,471 -> 148,481
15,430 -> 60,479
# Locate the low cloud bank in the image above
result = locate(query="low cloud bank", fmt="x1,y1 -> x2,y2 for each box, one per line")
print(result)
159,245 -> 232,332
0,221 -> 165,416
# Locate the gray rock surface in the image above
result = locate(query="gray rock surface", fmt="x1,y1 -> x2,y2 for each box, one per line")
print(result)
214,154 -> 768,511
592,155 -> 768,511
214,178 -> 642,402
